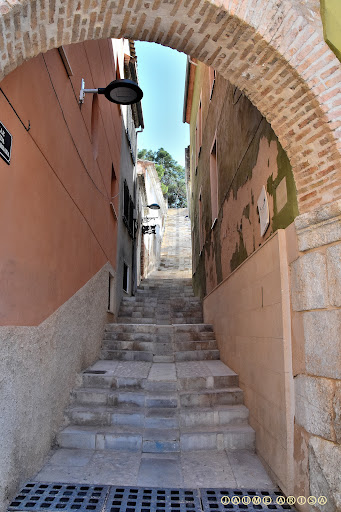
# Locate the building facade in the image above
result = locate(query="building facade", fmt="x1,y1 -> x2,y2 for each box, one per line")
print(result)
183,57 -> 340,507
136,159 -> 168,282
0,37 -> 142,508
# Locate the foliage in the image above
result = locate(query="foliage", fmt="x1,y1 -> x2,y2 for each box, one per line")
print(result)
138,148 -> 187,208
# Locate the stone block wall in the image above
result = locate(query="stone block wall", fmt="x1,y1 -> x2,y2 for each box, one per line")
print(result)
203,229 -> 294,495
290,199 -> 341,511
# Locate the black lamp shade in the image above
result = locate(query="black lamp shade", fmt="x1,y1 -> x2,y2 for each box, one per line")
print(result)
98,79 -> 143,105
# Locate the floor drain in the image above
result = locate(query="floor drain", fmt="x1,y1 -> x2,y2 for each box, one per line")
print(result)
105,487 -> 201,512
200,490 -> 295,511
8,483 -> 109,511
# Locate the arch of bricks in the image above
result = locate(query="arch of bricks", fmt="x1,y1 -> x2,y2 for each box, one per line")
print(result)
0,0 -> 340,213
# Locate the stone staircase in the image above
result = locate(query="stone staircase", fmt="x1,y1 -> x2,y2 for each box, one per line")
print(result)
56,209 -> 255,457
117,279 -> 203,324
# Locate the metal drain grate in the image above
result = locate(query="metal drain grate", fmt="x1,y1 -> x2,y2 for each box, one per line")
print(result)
8,484 -> 297,512
105,487 -> 201,512
8,483 -> 109,511
200,490 -> 295,511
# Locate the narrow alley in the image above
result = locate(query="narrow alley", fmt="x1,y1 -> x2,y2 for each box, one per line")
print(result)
23,209 -> 276,493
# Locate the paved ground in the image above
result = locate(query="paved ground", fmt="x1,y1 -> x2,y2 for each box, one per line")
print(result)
33,209 -> 277,492
35,448 -> 276,489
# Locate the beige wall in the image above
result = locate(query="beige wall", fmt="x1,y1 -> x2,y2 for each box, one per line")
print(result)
203,227 -> 295,495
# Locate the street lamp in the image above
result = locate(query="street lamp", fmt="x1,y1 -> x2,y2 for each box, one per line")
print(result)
79,78 -> 143,105
144,203 -> 160,210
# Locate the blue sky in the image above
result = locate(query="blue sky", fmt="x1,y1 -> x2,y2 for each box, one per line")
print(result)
135,42 -> 189,167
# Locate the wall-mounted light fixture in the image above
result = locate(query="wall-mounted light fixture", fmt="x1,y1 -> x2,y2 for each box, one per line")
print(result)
79,78 -> 143,105
144,203 -> 160,210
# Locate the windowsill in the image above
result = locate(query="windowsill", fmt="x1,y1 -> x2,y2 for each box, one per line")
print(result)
110,202 -> 118,220
210,80 -> 216,101
211,217 -> 218,230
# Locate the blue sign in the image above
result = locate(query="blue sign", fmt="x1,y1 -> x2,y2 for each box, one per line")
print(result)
0,121 -> 12,164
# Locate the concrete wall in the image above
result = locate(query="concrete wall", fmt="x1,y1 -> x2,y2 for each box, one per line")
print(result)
0,39 -> 122,326
203,228 -> 294,495
0,263 -> 113,512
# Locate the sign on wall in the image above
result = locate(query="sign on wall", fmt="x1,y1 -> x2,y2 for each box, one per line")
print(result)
0,121 -> 12,165
257,185 -> 270,237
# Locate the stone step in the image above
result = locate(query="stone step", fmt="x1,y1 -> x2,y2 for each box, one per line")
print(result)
81,373 -> 177,392
72,388 -> 178,408
180,425 -> 255,451
57,424 -> 255,452
100,350 -> 175,362
179,387 -> 244,407
104,323 -> 213,334
177,374 -> 239,391
104,330 -> 215,342
174,350 -> 220,361
100,350 -> 154,362
174,340 -> 218,351
173,324 -> 214,332
145,408 -> 178,429
66,403 -> 249,429
101,340 -> 173,354
100,348 -> 220,362
179,405 -> 249,427
101,340 -> 217,353
117,317 -> 204,325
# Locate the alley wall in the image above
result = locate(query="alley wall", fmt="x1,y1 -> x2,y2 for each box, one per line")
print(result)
0,39 -> 122,325
186,62 -> 298,298
0,38 -> 132,511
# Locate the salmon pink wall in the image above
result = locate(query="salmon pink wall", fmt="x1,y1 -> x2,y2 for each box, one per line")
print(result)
0,39 -> 122,325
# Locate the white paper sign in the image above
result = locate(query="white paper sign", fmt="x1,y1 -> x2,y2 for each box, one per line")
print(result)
257,185 -> 270,237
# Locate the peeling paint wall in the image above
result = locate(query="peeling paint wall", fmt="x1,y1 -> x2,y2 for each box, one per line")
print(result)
188,63 -> 298,297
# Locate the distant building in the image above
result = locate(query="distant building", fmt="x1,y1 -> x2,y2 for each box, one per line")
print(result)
136,159 -> 168,283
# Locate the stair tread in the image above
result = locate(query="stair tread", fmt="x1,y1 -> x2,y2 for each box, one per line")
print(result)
67,403 -> 249,413
179,386 -> 242,395
60,423 -> 254,436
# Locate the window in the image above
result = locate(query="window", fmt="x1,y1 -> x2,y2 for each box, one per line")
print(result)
123,180 -> 135,238
210,137 -> 218,225
111,164 -> 117,199
123,262 -> 129,293
195,94 -> 202,169
209,67 -> 216,100
108,273 -> 115,312
110,164 -> 118,219
199,190 -> 204,253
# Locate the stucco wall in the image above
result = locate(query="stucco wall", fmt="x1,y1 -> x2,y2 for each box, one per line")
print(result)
188,63 -> 298,298
203,228 -> 295,495
0,262 -> 113,512
0,39 -> 122,325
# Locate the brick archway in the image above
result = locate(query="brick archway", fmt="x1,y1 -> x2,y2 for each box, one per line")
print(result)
0,0 -> 340,213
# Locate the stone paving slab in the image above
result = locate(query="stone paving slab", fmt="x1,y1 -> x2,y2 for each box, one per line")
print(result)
34,449 -> 277,490
175,361 -> 235,378
226,450 -> 275,488
148,363 -> 177,381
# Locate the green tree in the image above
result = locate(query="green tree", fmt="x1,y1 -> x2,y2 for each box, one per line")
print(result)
138,148 -> 187,208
